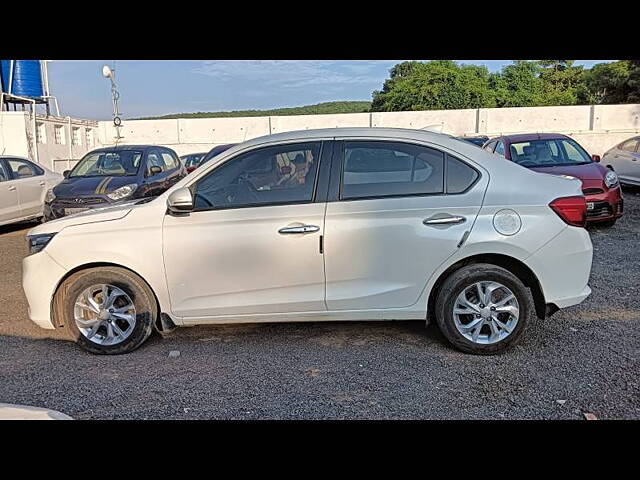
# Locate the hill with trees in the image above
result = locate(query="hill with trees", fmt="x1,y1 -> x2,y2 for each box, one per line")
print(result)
136,101 -> 372,120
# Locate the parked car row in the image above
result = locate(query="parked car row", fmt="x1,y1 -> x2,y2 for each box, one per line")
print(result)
482,133 -> 623,227
22,127 -> 596,356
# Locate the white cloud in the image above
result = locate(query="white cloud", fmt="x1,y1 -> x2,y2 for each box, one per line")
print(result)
192,60 -> 389,89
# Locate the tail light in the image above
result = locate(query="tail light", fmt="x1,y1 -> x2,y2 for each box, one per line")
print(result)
549,196 -> 587,227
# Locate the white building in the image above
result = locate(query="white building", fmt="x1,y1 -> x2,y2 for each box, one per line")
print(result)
0,111 -> 98,172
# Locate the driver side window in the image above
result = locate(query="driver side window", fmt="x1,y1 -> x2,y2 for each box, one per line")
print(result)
193,142 -> 322,210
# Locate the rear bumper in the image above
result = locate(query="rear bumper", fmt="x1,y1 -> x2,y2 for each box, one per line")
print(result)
585,186 -> 623,223
525,225 -> 593,310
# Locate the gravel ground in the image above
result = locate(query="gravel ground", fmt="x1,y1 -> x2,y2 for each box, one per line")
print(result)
1,187 -> 638,420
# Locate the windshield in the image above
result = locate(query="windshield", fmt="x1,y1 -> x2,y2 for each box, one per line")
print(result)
460,137 -> 486,147
182,154 -> 204,168
69,150 -> 143,177
510,139 -> 592,167
200,144 -> 236,166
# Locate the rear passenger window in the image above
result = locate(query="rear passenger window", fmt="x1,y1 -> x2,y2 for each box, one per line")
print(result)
161,151 -> 179,170
341,141 -> 444,200
446,155 -> 479,194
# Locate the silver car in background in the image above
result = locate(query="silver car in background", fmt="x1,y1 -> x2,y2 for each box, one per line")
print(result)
0,156 -> 63,227
603,136 -> 640,186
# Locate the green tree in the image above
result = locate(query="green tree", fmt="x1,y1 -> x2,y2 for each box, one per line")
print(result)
627,60 -> 640,103
490,61 -> 544,107
581,61 -> 631,104
371,60 -> 496,111
537,60 -> 585,106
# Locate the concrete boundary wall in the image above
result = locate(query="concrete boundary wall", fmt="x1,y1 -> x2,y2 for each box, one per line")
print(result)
97,103 -> 640,157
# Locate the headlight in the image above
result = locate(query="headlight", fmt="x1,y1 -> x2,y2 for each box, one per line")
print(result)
604,170 -> 619,188
27,233 -> 56,255
107,183 -> 138,201
44,189 -> 56,203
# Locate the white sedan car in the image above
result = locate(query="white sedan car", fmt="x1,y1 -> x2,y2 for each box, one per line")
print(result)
22,128 -> 593,355
0,156 -> 63,227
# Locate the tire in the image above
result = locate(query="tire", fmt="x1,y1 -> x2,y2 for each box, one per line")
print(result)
53,266 -> 157,355
434,263 -> 534,355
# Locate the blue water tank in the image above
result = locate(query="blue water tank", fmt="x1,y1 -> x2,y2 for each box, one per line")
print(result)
0,60 -> 44,98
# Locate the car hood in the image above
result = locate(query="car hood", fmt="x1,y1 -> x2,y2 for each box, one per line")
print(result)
53,175 -> 137,197
529,162 -> 606,181
27,199 -> 149,236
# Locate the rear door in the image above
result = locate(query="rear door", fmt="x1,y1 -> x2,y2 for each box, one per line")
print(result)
5,158 -> 46,218
159,148 -> 185,188
323,139 -> 487,311
0,160 -> 20,224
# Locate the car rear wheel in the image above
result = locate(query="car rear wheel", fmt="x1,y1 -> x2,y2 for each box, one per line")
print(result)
53,266 -> 157,354
434,263 -> 534,355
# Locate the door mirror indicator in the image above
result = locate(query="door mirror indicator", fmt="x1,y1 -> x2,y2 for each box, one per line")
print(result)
167,187 -> 194,214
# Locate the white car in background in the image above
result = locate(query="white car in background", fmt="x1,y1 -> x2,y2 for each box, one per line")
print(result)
602,135 -> 640,186
0,156 -> 63,227
22,128 -> 593,355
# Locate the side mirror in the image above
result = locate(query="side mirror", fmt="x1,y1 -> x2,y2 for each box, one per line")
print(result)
167,187 -> 194,214
63,170 -> 70,178
592,154 -> 601,163
149,165 -> 163,176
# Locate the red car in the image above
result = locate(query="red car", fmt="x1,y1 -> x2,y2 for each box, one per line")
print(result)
482,133 -> 623,227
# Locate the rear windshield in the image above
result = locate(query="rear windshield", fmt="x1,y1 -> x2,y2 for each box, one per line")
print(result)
70,150 -> 143,177
509,139 -> 591,167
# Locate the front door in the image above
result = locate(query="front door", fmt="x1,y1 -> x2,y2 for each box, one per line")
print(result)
163,140 -> 329,318
5,158 -> 46,217
324,140 -> 487,311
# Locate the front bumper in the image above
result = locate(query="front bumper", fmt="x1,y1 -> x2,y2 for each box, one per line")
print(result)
584,185 -> 623,223
22,250 -> 68,330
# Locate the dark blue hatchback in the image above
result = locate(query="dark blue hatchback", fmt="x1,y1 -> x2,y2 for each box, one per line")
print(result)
44,145 -> 186,221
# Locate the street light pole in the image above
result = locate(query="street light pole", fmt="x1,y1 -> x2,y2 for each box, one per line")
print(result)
102,64 -> 123,143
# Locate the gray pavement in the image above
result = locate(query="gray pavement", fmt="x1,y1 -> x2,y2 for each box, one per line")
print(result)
0,186 -> 638,419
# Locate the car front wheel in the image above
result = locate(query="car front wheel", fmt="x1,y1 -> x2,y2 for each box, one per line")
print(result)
434,263 -> 534,355
53,266 -> 157,354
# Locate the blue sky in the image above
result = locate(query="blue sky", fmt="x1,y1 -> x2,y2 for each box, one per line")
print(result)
47,60 -> 613,120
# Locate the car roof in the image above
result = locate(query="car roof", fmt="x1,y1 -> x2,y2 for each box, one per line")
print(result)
88,144 -> 174,153
492,133 -> 571,143
241,127 -> 465,148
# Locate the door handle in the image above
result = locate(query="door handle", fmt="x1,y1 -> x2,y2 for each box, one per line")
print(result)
278,225 -> 320,234
39,181 -> 46,186
8,185 -> 16,191
423,215 -> 466,226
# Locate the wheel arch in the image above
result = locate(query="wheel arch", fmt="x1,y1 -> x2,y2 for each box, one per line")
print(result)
427,253 -> 548,321
50,261 -> 162,329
